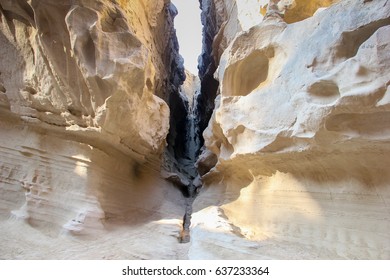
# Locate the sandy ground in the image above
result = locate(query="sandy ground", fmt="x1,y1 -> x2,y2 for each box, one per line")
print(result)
0,216 -> 190,260
189,173 -> 390,260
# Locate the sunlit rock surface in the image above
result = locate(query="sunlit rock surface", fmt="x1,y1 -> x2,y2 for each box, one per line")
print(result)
0,0 -> 187,259
0,0 -> 182,158
193,0 -> 390,259
1,0 -> 389,260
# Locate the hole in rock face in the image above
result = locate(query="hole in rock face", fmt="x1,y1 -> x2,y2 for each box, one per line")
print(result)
308,80 -> 339,97
24,86 -> 37,95
307,80 -> 340,104
100,7 -> 127,33
223,49 -> 272,97
146,78 -> 153,90
0,84 -> 6,93
68,106 -> 82,117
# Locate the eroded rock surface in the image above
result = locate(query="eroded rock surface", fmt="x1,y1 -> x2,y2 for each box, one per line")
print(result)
1,0 -> 389,260
0,0 -> 188,258
193,0 -> 390,259
0,0 -> 185,159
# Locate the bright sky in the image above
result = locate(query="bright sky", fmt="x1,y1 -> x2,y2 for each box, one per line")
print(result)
171,0 -> 203,75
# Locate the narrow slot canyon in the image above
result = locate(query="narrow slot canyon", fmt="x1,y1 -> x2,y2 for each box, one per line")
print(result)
163,0 -> 221,244
0,0 -> 389,260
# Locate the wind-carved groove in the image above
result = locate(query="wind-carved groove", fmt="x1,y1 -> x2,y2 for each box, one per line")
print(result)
325,112 -> 390,138
335,18 -> 390,60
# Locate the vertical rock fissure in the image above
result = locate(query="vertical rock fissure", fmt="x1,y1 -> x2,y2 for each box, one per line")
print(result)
180,0 -> 221,242
178,83 -> 202,243
196,0 -> 220,151
165,75 -> 202,243
164,0 -> 221,243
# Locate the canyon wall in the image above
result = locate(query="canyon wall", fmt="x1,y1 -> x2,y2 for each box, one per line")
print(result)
1,0 -> 389,260
193,0 -> 390,259
0,0 -> 188,258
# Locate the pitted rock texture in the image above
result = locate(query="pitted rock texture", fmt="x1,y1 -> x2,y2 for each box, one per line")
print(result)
1,0 -> 390,260
0,0 -> 184,159
0,0 -> 187,258
193,0 -> 390,259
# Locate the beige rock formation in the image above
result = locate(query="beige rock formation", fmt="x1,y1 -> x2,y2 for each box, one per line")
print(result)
0,0 -> 180,159
1,0 -> 389,260
193,0 -> 390,259
208,0 -> 340,66
0,0 -> 188,258
0,118 -> 188,258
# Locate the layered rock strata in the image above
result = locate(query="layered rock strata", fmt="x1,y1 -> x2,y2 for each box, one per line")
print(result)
193,0 -> 390,259
0,0 -> 186,254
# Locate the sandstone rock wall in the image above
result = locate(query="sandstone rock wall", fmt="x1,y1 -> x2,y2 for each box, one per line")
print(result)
193,0 -> 390,259
1,0 -> 389,260
0,0 -> 184,159
0,0 -> 185,243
